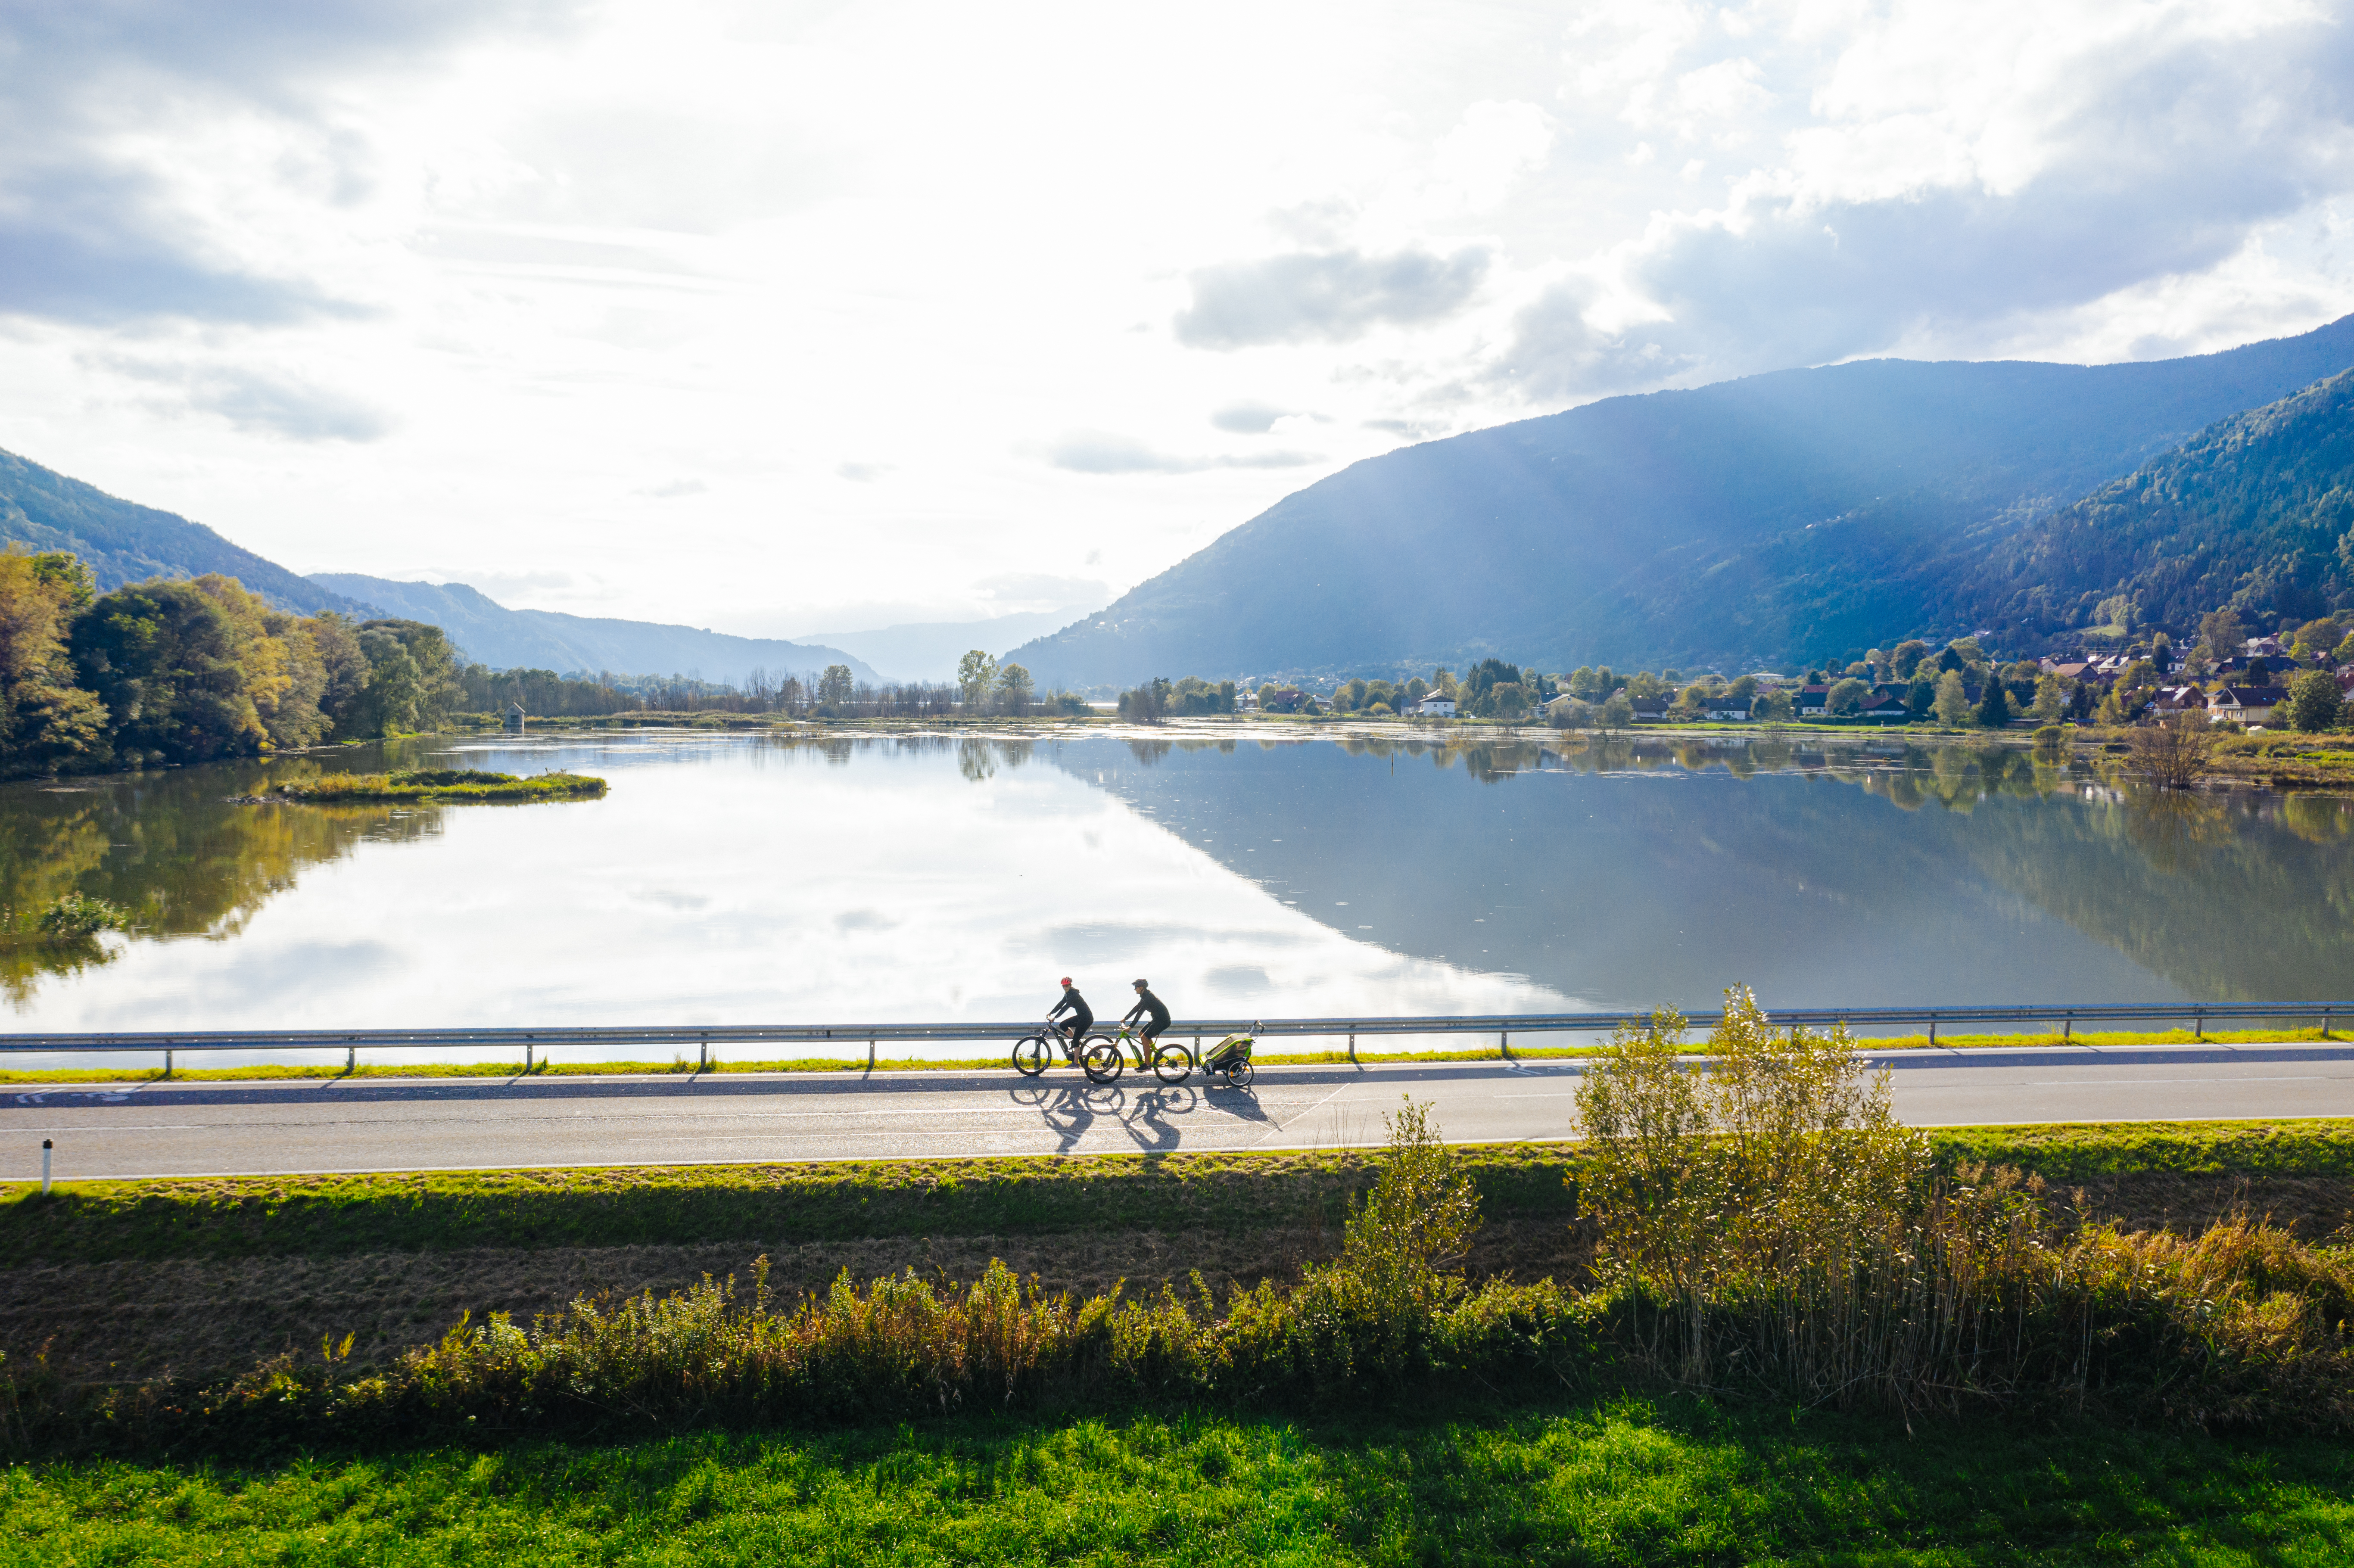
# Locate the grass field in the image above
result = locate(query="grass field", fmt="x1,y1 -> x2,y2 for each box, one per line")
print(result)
0,1025 -> 2336,1085
7,1397 -> 2354,1565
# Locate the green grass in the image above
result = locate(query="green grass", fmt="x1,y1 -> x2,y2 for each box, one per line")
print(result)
1,1026 -> 2338,1085
0,1145 -> 1583,1267
6,1120 -> 2351,1269
267,769 -> 608,803
6,1397 -> 2353,1565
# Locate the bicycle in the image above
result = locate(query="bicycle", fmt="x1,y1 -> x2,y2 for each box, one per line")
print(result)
1012,1017 -> 1123,1083
1078,1020 -> 1193,1085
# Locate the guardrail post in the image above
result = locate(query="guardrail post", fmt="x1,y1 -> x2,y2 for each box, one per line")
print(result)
525,1042 -> 534,1072
1501,1030 -> 1510,1060
2325,1007 -> 2334,1040
867,1037 -> 876,1070
163,1047 -> 172,1077
346,1043 -> 355,1073
1927,1018 -> 1936,1047
1193,1033 -> 1201,1067
1348,1030 -> 1355,1064
699,1031 -> 709,1070
2195,1009 -> 2204,1042
2063,1011 -> 2072,1042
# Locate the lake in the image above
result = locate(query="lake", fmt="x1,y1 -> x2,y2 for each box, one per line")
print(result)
2,725 -> 2349,1064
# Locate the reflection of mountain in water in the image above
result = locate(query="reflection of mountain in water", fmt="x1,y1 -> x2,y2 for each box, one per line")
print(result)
0,748 -> 442,1003
1046,733 -> 2354,1007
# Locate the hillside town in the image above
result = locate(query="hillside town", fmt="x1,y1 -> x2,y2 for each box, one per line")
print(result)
1213,614 -> 2354,734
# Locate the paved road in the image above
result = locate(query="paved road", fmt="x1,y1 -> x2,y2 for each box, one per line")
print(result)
8,1043 -> 2354,1181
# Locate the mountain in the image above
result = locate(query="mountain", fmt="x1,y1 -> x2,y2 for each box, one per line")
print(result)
0,447 -> 370,616
1961,367 -> 2354,636
1009,315 -> 2354,685
798,610 -> 1098,683
308,574 -> 881,685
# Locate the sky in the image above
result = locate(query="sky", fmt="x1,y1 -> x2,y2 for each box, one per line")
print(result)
3,0 -> 2352,641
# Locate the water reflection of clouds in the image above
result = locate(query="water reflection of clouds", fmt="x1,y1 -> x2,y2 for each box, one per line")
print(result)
4,732 -> 1572,1056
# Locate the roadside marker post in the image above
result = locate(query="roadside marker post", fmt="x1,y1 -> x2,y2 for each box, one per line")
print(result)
40,1139 -> 51,1195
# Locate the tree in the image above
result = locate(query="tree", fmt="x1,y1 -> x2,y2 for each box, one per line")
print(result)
1975,678 -> 2012,728
817,664 -> 856,708
1755,689 -> 1795,724
1489,681 -> 1529,720
336,619 -> 463,738
2029,674 -> 2068,722
2289,668 -> 2344,733
956,650 -> 997,711
1890,640 -> 1930,680
1826,677 -> 1868,716
70,579 -> 264,762
1933,670 -> 1971,727
2129,710 -> 2212,787
0,550 -> 106,776
995,662 -> 1034,716
2200,607 -> 2245,661
1597,691 -> 1635,731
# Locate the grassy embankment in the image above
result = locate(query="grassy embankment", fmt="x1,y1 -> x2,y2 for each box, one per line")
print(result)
8,1121 -> 2354,1560
6,1121 -> 2351,1263
1,1025 -> 2335,1085
250,768 -> 607,804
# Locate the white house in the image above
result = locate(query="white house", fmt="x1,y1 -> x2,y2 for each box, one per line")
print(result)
2210,684 -> 2288,722
1416,692 -> 1457,716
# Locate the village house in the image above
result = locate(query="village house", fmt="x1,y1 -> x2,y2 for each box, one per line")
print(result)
2209,684 -> 2289,723
1415,691 -> 1457,717
1859,687 -> 1911,721
1703,696 -> 1754,721
1628,694 -> 1672,722
1794,683 -> 1832,717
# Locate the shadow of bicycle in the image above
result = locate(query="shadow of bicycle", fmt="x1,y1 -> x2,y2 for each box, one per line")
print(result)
1008,1071 -> 1269,1153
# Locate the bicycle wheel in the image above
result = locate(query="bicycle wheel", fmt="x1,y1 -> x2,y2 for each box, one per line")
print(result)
1221,1060 -> 1254,1088
1012,1033 -> 1051,1076
1081,1035 -> 1124,1083
1150,1041 -> 1192,1084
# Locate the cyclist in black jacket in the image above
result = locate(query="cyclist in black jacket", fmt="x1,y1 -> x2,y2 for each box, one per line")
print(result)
1048,977 -> 1093,1053
1124,978 -> 1171,1045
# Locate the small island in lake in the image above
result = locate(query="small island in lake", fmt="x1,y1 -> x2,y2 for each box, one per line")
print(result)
240,768 -> 609,804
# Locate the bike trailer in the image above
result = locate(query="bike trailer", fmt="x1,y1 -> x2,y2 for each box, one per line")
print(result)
1202,1033 -> 1253,1068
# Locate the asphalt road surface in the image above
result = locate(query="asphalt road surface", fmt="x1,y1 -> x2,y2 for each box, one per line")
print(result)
9,1043 -> 2354,1181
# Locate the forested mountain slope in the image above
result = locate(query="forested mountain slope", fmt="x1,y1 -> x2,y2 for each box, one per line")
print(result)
1010,315 -> 2354,684
1962,368 -> 2354,635
0,448 -> 369,616
311,575 -> 880,686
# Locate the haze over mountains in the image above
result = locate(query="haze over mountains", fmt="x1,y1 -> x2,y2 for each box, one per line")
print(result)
309,576 -> 881,688
1011,314 -> 2354,687
13,313 -> 2354,691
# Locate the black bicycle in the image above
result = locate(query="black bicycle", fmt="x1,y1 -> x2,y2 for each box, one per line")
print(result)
1078,1020 -> 1194,1085
1012,1017 -> 1122,1083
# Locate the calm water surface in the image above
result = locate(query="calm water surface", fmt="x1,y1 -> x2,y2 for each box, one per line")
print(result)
2,727 -> 2349,1061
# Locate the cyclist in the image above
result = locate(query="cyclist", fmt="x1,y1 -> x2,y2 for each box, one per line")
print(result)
1047,977 -> 1093,1056
1124,978 -> 1171,1050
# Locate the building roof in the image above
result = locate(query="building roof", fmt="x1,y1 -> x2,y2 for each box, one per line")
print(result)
2213,685 -> 2290,706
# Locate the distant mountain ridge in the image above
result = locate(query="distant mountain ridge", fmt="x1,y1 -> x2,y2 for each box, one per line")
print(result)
799,610 -> 1095,683
309,574 -> 881,686
1009,314 -> 2354,684
0,447 -> 371,616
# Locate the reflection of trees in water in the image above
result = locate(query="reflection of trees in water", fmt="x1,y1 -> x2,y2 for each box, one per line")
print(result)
0,767 -> 442,1005
1125,739 -> 1173,768
2119,788 -> 2233,875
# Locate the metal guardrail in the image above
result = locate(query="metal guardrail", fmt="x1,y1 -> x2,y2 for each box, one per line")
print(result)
0,1002 -> 2348,1072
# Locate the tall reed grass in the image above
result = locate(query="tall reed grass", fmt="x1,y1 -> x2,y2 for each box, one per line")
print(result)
1573,987 -> 2354,1425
